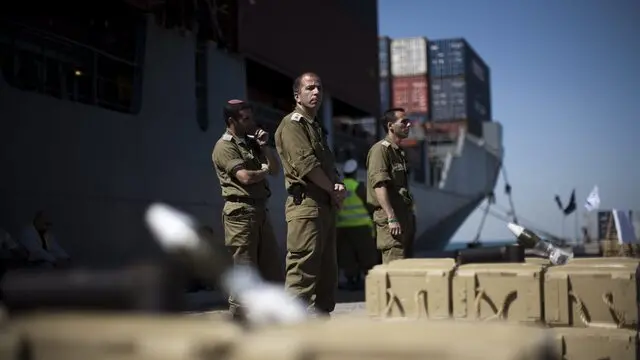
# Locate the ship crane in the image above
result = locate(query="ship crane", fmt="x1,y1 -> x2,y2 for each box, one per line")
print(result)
469,165 -> 519,246
501,167 -> 519,224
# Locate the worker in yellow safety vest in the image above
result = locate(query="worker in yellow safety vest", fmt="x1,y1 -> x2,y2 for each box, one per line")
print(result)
336,159 -> 379,291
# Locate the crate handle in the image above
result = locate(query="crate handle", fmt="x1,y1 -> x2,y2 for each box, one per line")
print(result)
414,290 -> 429,319
474,288 -> 517,321
569,291 -> 625,328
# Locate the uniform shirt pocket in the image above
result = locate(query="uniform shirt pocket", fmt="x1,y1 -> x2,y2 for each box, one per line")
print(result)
391,162 -> 408,187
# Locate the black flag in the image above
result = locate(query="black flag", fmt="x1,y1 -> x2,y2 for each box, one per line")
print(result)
563,189 -> 576,216
553,189 -> 576,216
554,195 -> 563,211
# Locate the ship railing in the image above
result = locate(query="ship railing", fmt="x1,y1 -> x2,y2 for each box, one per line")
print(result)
0,19 -> 142,113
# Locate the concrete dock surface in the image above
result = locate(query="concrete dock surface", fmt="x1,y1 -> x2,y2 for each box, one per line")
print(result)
185,288 -> 368,319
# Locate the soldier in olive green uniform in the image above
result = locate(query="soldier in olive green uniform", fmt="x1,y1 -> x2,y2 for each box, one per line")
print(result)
212,99 -> 284,319
274,73 -> 346,316
366,108 -> 416,264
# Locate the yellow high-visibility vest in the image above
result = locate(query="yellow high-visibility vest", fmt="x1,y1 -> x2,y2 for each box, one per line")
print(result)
337,178 -> 373,229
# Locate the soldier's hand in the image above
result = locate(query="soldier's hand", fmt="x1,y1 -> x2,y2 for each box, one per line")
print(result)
255,129 -> 269,146
331,192 -> 343,210
332,183 -> 347,209
387,218 -> 402,236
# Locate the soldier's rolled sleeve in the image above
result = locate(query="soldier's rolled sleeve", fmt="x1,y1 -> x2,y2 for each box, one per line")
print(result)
281,122 -> 321,178
368,146 -> 391,188
213,144 -> 245,175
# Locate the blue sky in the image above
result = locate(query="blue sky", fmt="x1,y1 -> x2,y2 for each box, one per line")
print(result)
378,0 -> 640,242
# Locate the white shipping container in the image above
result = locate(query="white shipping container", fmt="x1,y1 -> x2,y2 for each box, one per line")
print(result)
390,37 -> 428,77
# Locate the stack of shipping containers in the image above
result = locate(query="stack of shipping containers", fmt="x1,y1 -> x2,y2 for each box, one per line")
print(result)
427,38 -> 492,139
389,36 -> 429,183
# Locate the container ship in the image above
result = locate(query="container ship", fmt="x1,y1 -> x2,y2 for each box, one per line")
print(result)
0,0 -> 502,267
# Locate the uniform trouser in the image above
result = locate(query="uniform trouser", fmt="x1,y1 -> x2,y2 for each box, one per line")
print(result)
336,226 -> 378,278
284,196 -> 338,314
222,201 -> 284,315
373,208 -> 415,264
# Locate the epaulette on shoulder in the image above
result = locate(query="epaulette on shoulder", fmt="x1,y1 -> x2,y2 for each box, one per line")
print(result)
221,133 -> 233,141
290,113 -> 303,121
381,140 -> 391,147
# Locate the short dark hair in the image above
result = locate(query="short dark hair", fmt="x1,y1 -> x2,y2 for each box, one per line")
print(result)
293,72 -> 321,96
380,107 -> 405,128
223,99 -> 252,125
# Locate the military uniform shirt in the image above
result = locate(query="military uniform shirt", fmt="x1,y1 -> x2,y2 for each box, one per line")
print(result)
212,132 -> 270,200
366,136 -> 412,211
275,107 -> 339,194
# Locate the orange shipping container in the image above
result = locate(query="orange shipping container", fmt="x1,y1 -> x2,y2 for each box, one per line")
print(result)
392,75 -> 428,114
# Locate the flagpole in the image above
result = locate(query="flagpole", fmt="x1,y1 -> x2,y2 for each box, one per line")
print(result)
574,209 -> 579,244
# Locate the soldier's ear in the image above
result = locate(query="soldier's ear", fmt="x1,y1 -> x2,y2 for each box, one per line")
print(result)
294,92 -> 300,102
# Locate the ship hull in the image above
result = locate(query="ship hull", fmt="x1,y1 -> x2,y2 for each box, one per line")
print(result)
415,129 -> 503,252
0,19 -> 502,267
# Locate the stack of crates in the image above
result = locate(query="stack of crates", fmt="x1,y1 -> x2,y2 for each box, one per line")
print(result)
366,256 -> 639,359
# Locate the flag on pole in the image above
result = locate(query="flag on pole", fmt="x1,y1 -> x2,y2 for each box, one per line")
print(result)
584,186 -> 600,212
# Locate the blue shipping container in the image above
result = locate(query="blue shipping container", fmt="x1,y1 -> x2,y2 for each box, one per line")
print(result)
428,38 -> 492,121
379,37 -> 391,78
428,38 -> 490,82
380,78 -> 391,113
429,77 -> 490,122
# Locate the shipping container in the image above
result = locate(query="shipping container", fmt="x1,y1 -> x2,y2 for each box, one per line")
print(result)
392,75 -> 428,114
428,38 -> 490,82
429,76 -> 490,122
424,119 -> 483,138
390,37 -> 428,77
379,36 -> 391,78
380,78 -> 391,113
406,113 -> 428,123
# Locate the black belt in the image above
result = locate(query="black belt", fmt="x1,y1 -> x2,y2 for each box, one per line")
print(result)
224,196 -> 264,205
